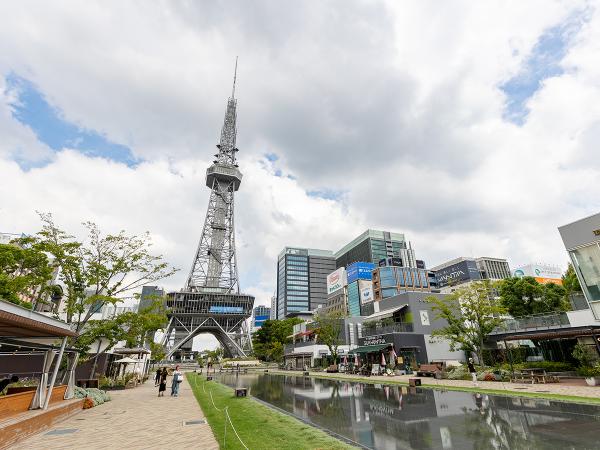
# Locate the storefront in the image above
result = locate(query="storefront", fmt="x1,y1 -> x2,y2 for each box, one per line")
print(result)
352,333 -> 427,374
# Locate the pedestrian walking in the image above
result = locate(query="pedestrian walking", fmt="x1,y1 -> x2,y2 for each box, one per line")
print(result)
154,368 -> 161,386
158,376 -> 166,396
467,358 -> 477,386
171,365 -> 183,397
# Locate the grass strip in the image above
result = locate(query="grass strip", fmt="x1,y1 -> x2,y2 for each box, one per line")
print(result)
266,370 -> 600,405
186,372 -> 356,450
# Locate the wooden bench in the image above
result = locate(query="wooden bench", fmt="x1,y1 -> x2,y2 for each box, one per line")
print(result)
417,364 -> 441,377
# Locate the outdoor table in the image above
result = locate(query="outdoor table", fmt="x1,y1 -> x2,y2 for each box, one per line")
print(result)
520,368 -> 547,384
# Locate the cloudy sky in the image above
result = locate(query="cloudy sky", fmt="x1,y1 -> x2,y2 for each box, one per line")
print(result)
2,1 -> 600,348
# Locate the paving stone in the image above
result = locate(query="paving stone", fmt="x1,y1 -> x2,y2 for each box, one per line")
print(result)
14,375 -> 219,450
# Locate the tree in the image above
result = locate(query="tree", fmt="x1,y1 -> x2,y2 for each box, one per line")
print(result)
426,281 -> 507,365
0,238 -> 54,309
313,311 -> 345,365
498,276 -> 569,317
563,263 -> 582,305
252,318 -> 302,362
34,213 -> 177,336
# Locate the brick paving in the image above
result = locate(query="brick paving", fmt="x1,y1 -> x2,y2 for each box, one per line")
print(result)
13,375 -> 218,450
271,370 -> 600,400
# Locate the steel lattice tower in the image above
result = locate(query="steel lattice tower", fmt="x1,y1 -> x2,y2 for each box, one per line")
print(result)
164,60 -> 255,359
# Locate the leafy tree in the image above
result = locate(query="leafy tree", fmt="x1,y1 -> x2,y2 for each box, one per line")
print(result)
0,238 -> 54,309
252,318 -> 302,362
572,342 -> 598,368
34,213 -> 177,335
426,281 -> 507,365
563,263 -> 582,293
498,277 -> 569,317
314,311 -> 345,364
150,341 -> 166,362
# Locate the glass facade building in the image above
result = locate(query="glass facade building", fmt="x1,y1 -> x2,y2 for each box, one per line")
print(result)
372,266 -> 432,300
559,213 -> 600,319
275,247 -> 336,319
334,229 -> 417,269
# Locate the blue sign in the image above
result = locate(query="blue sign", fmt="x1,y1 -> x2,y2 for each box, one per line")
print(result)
347,262 -> 376,284
209,306 -> 244,314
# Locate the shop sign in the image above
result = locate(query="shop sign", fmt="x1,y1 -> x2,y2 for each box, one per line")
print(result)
362,334 -> 388,346
327,267 -> 347,295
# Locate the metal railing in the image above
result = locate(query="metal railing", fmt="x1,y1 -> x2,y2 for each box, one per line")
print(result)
362,322 -> 414,337
491,312 -> 571,334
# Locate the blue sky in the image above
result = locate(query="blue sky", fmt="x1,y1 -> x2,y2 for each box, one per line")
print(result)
501,11 -> 588,125
6,73 -> 138,169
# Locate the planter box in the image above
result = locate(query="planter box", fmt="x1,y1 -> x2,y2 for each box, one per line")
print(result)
0,390 -> 36,419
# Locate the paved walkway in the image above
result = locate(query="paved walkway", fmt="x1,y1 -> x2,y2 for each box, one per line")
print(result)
271,370 -> 600,400
14,375 -> 219,450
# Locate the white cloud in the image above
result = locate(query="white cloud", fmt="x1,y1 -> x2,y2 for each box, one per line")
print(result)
2,1 -> 600,350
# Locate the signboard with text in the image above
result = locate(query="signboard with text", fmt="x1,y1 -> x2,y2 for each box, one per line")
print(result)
327,267 -> 347,295
347,261 -> 376,284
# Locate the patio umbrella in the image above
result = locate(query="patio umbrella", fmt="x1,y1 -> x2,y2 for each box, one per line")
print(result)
390,347 -> 397,363
380,352 -> 386,367
343,355 -> 348,365
354,353 -> 359,367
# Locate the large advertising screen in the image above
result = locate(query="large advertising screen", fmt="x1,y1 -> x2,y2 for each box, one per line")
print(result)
327,267 -> 347,295
347,261 -> 376,284
435,260 -> 481,287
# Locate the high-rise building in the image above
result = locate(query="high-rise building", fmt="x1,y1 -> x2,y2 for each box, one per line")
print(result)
138,286 -> 165,312
275,247 -> 336,319
476,257 -> 512,280
431,256 -> 510,292
372,266 -> 433,300
270,294 -> 277,320
252,305 -> 271,332
334,229 -> 416,269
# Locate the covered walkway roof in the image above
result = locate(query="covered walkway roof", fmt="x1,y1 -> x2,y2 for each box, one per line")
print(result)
351,343 -> 392,354
500,326 -> 600,341
0,301 -> 76,338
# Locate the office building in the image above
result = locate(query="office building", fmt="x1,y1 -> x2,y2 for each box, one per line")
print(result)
276,247 -> 336,319
372,266 -> 433,300
559,212 -> 600,319
431,256 -> 510,292
334,230 -> 416,269
270,294 -> 277,320
476,257 -> 512,280
252,305 -> 271,332
138,286 -> 165,312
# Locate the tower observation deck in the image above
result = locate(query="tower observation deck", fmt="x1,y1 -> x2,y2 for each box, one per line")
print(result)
164,60 -> 255,359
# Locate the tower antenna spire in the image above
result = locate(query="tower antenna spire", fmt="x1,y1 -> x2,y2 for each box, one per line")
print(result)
231,56 -> 238,98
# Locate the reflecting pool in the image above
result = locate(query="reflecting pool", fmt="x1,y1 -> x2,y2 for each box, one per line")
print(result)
215,373 -> 600,449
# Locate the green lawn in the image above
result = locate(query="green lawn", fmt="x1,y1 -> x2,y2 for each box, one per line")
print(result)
186,373 -> 355,450
267,370 -> 600,405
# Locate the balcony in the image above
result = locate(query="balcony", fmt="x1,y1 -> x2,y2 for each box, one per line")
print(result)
362,322 -> 414,337
490,312 -> 571,335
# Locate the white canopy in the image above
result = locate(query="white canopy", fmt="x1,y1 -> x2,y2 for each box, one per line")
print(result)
114,357 -> 139,364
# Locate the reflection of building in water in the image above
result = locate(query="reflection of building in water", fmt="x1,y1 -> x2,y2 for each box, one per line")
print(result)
248,374 -> 600,450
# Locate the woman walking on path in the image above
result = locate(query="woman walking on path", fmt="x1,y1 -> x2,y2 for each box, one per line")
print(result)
158,375 -> 167,396
171,365 -> 183,397
154,368 -> 161,386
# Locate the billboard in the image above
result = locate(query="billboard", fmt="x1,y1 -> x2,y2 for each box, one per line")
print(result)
358,279 -> 373,304
378,257 -> 403,267
513,264 -> 563,285
434,260 -> 481,287
347,261 -> 376,284
327,267 -> 347,295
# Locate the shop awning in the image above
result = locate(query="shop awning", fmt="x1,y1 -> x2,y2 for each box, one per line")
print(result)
351,343 -> 391,354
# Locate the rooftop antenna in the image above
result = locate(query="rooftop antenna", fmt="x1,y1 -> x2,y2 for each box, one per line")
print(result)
231,56 -> 238,99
